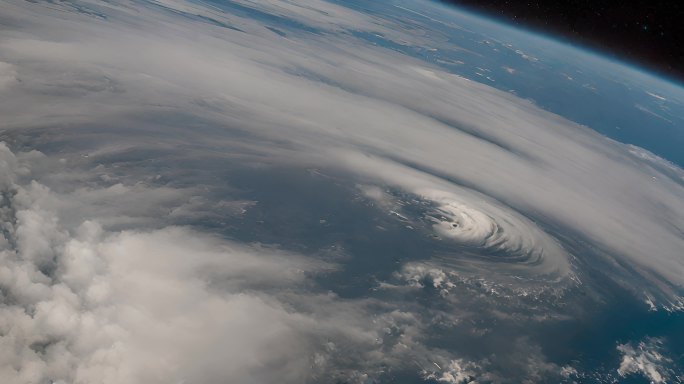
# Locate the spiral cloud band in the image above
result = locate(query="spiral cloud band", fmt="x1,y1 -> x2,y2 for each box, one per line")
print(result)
426,191 -> 570,275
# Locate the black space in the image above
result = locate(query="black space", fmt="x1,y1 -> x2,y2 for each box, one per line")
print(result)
438,0 -> 684,83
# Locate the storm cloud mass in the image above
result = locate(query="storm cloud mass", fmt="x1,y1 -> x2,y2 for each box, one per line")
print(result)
0,0 -> 683,383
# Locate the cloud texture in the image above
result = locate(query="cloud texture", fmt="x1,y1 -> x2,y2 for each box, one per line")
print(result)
0,0 -> 683,382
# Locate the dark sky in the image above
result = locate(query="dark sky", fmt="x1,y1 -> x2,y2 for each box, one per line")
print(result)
438,0 -> 684,83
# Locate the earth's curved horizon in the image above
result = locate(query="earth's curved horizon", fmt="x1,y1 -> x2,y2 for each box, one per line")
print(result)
0,0 -> 682,383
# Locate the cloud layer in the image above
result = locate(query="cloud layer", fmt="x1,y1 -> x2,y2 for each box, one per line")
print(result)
0,0 -> 683,382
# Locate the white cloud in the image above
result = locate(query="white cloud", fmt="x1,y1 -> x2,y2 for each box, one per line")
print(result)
424,359 -> 482,383
0,143 -> 471,383
617,337 -> 673,384
0,0 -> 683,381
0,144 -> 335,383
0,162 -> 327,383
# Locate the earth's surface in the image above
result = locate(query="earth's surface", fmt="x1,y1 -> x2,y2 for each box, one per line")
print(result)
0,0 -> 683,383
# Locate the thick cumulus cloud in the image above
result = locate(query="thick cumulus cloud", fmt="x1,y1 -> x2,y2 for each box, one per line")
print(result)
0,0 -> 683,382
0,144 -> 317,383
0,144 -> 468,384
617,338 -> 677,384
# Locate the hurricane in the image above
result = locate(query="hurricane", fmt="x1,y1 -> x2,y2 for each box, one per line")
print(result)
0,0 -> 683,383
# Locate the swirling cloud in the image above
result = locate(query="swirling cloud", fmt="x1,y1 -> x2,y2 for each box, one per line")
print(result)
0,0 -> 683,382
